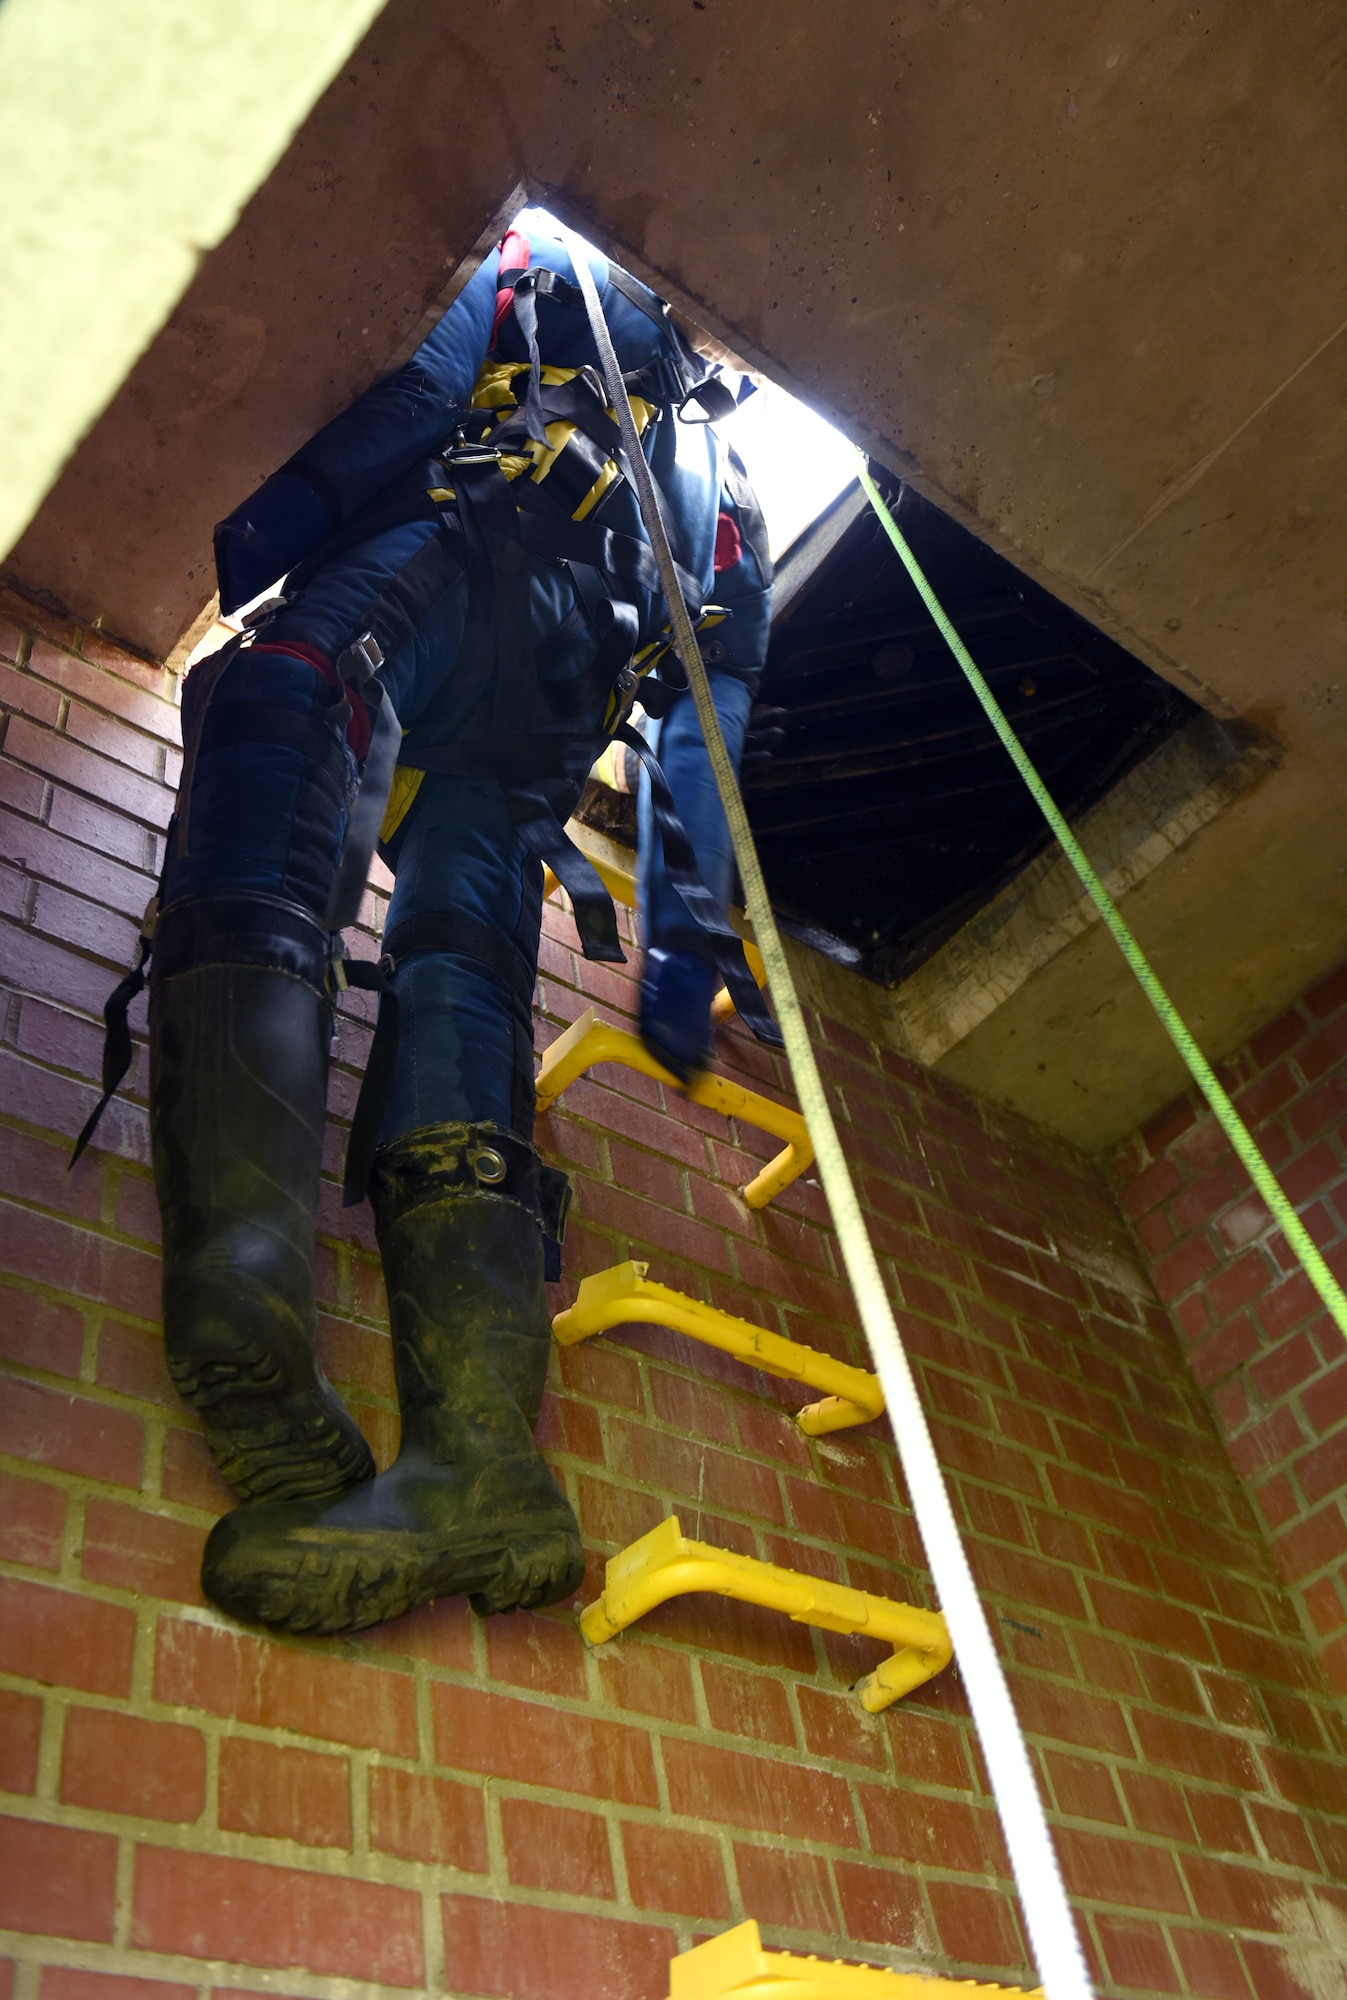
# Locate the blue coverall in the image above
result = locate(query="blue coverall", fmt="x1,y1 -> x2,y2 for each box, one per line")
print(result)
169,219 -> 772,1144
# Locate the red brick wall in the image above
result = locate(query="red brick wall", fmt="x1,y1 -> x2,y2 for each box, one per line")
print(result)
3,595 -> 1347,2000
1112,967 -> 1347,1707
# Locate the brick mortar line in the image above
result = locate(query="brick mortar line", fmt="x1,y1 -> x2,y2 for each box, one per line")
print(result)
4,667 -> 182,750
1,729 -> 178,812
3,1795 -> 1343,1965
0,1931 -> 421,2000
0,932 -> 146,997
11,1646 -> 1344,1841
2,1064 -> 1167,1360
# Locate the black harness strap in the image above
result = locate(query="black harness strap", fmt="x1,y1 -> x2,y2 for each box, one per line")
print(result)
507,784 -> 625,964
450,453 -> 535,742
385,910 -> 528,997
339,954 -> 398,1206
490,367 -> 625,466
69,925 -> 153,1167
361,521 -> 469,668
509,273 -> 548,445
510,484 -> 705,617
280,487 -> 438,599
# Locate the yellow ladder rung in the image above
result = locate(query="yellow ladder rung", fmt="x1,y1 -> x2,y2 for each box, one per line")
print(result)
669,1922 -> 1042,1999
553,1260 -> 882,1436
535,1007 -> 811,1208
579,1515 -> 951,1713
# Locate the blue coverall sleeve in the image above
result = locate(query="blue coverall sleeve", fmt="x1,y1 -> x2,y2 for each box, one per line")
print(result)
214,253 -> 501,613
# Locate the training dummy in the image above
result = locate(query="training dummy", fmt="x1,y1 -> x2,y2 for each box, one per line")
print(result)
79,216 -> 778,1636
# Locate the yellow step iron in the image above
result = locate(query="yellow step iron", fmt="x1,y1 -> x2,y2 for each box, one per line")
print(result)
579,1515 -> 951,1713
535,1007 -> 811,1208
669,1921 -> 1041,2000
552,1260 -> 882,1436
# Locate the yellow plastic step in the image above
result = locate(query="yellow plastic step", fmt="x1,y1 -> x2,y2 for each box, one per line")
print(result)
579,1515 -> 951,1713
535,1007 -> 811,1208
669,1921 -> 1041,1999
553,1260 -> 882,1436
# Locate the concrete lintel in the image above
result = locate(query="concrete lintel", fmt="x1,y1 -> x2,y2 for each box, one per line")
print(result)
0,0 -> 390,565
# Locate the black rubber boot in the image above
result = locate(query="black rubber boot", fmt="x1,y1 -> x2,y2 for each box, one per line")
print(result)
200,1122 -> 583,1636
151,896 -> 375,1504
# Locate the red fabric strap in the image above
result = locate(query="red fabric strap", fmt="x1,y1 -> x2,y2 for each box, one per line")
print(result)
713,510 -> 743,575
492,227 -> 531,345
251,640 -> 371,761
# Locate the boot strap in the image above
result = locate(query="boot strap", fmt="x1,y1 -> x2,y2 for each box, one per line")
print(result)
69,892 -> 331,1170
152,894 -> 332,990
370,1122 -> 571,1264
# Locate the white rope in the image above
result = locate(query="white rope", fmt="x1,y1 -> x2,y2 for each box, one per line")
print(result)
566,231 -> 1092,1999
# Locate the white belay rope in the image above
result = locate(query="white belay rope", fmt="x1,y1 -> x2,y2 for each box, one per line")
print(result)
568,233 -> 1092,2000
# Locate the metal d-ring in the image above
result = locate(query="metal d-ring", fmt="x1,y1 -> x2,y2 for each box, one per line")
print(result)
470,1145 -> 508,1186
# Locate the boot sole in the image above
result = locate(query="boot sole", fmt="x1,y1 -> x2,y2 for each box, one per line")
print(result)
168,1338 -> 375,1506
202,1513 -> 584,1635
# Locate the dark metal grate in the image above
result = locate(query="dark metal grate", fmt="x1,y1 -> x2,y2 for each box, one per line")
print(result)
746,475 -> 1196,985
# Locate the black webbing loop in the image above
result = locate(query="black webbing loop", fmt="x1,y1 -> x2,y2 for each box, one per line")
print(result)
508,786 -> 626,964
340,956 -> 399,1206
453,454 -> 535,740
70,922 -> 154,1167
616,723 -> 783,1052
509,275 -> 550,448
677,374 -> 740,424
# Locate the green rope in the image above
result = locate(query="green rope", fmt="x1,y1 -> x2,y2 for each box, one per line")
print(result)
858,462 -> 1347,1339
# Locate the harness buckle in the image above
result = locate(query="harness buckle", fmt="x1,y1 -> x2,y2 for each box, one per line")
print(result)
445,441 -> 506,469
337,631 -> 385,684
611,665 -> 642,730
240,594 -> 289,630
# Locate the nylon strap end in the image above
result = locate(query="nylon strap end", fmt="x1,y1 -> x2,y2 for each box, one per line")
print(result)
339,958 -> 400,1206
69,937 -> 151,1168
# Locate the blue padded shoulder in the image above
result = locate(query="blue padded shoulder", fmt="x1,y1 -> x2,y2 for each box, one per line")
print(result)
215,251 -> 501,612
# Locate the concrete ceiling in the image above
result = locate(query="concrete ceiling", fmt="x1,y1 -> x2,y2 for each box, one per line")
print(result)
9,0 -> 1347,1150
